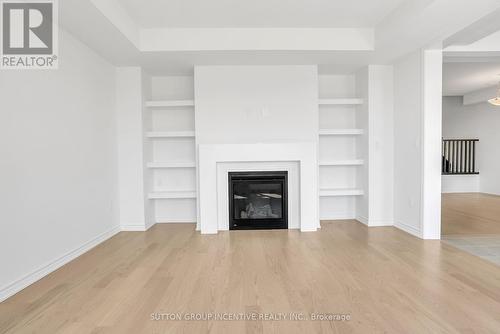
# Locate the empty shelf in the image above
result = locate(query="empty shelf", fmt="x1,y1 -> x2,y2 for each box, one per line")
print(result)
319,160 -> 364,166
318,98 -> 364,105
146,131 -> 195,138
319,129 -> 364,136
147,162 -> 196,168
320,188 -> 364,197
148,191 -> 197,199
146,100 -> 195,107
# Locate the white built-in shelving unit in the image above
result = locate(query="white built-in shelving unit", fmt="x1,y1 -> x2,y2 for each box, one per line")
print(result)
146,131 -> 195,138
144,77 -> 197,223
318,98 -> 364,105
145,100 -> 195,107
319,188 -> 364,197
143,75 -> 365,223
148,190 -> 197,199
319,129 -> 364,136
318,75 -> 365,220
147,162 -> 196,169
319,159 -> 364,166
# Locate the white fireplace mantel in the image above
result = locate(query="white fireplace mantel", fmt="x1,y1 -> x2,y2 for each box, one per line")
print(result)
197,142 -> 319,234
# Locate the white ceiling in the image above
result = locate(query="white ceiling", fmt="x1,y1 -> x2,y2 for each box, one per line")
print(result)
60,0 -> 500,75
118,0 -> 404,28
443,62 -> 500,96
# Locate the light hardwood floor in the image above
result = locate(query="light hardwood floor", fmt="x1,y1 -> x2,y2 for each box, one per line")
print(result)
442,193 -> 500,236
442,193 -> 500,266
2,221 -> 500,333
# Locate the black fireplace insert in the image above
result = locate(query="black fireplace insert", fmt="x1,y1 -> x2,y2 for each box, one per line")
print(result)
229,171 -> 288,230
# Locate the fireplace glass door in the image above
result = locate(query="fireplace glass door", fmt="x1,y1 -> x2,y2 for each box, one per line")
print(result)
229,171 -> 287,230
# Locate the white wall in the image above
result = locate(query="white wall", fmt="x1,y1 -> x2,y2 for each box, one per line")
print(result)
394,52 -> 423,237
393,48 -> 442,239
442,175 -> 480,193
442,96 -> 500,195
151,76 -> 194,100
115,67 -> 150,230
356,66 -> 394,226
194,66 -> 318,144
0,30 -> 118,301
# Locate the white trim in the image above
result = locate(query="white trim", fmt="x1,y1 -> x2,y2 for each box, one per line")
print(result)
368,220 -> 394,227
0,225 -> 121,303
356,216 -> 393,227
394,220 -> 422,238
145,220 -> 155,231
356,215 -> 369,225
155,218 -> 196,224
320,214 -> 357,221
121,223 -> 153,231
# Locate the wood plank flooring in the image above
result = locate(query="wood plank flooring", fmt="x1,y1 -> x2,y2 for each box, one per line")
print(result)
442,193 -> 500,236
2,221 -> 500,333
442,192 -> 500,267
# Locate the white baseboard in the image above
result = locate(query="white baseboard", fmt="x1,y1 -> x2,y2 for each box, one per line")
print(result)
320,214 -> 356,221
394,220 -> 422,238
121,222 -> 156,231
0,225 -> 121,303
145,221 -> 155,230
155,218 -> 197,224
369,220 -> 394,227
121,225 -> 148,231
356,215 -> 368,225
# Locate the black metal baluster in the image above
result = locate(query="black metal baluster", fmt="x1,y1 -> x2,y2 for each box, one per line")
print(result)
472,140 -> 476,173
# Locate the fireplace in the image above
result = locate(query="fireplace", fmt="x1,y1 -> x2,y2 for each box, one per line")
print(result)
228,171 -> 288,230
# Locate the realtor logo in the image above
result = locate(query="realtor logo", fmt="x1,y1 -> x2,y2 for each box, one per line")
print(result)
1,0 -> 58,69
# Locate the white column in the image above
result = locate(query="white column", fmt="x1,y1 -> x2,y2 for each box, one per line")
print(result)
368,65 -> 395,227
421,48 -> 442,239
393,47 -> 442,239
355,65 -> 394,227
115,67 -> 149,231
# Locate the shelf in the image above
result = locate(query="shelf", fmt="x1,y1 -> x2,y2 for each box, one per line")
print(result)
146,100 -> 195,107
320,188 -> 364,197
319,160 -> 364,166
148,191 -> 197,199
318,98 -> 363,106
147,162 -> 196,169
319,129 -> 364,136
146,131 -> 195,138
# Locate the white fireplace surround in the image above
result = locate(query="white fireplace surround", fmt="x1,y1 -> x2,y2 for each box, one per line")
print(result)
197,142 -> 319,234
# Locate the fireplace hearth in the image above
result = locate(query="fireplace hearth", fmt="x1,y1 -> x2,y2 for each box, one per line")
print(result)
228,171 -> 288,230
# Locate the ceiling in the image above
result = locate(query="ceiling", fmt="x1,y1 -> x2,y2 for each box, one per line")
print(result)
59,0 -> 500,76
118,0 -> 404,28
443,62 -> 500,96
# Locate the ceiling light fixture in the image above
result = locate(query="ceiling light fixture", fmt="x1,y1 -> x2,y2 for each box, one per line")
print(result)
488,82 -> 500,106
